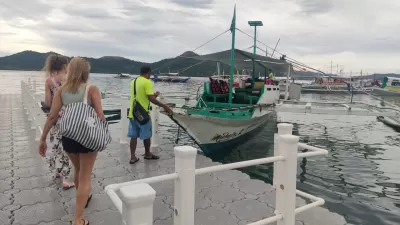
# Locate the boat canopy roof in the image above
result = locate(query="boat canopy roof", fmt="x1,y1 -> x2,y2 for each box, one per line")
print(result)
186,49 -> 294,74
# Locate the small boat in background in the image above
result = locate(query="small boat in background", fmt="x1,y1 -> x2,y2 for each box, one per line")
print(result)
301,76 -> 373,94
114,73 -> 133,79
152,72 -> 190,83
371,77 -> 400,96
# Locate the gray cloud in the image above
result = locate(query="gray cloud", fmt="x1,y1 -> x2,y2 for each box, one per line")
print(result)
0,1 -> 53,20
297,0 -> 334,14
62,5 -> 116,19
170,0 -> 214,8
0,32 -> 16,36
1,0 -> 400,73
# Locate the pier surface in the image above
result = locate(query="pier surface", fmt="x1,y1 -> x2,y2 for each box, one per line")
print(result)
0,93 -> 348,225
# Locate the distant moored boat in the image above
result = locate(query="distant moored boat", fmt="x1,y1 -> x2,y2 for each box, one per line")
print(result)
114,73 -> 132,79
151,72 -> 190,83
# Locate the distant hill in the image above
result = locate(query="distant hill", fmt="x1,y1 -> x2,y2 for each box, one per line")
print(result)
0,50 -> 225,76
0,51 -> 54,71
351,73 -> 400,80
3,50 -> 397,79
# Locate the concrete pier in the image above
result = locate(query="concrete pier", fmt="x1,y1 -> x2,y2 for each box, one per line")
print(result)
0,93 -> 348,225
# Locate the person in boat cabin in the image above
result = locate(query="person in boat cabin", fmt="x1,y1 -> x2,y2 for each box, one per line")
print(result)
127,66 -> 173,164
43,55 -> 75,190
265,69 -> 275,85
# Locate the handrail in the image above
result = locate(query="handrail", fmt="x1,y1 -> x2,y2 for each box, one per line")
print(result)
195,155 -> 285,175
20,80 -> 46,141
105,123 -> 329,225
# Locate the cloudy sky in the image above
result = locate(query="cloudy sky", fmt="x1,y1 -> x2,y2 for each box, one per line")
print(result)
1,0 -> 400,74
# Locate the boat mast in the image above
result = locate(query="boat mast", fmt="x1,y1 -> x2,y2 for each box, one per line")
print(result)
248,20 -> 263,89
228,5 -> 236,105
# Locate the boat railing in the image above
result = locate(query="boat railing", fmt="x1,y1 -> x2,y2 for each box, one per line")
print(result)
195,85 -> 209,107
104,122 -> 329,225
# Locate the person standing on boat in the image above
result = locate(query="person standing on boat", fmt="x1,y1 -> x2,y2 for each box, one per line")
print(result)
265,69 -> 275,85
43,55 -> 75,190
127,66 -> 173,164
269,70 -> 276,85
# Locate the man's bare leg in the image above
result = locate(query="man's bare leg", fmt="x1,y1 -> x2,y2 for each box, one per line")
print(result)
143,138 -> 159,159
129,138 -> 139,163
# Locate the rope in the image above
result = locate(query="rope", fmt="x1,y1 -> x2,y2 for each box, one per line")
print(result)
235,28 -> 327,75
155,29 -> 230,73
168,115 -> 200,146
178,61 -> 207,72
192,29 -> 230,52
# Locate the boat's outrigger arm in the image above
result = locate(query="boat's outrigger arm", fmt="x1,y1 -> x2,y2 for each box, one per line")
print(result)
275,100 -> 400,117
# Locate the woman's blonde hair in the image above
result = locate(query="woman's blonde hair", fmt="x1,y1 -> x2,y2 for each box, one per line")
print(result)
62,57 -> 91,93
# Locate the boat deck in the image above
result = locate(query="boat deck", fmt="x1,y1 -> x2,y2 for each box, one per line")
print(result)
0,93 -> 348,225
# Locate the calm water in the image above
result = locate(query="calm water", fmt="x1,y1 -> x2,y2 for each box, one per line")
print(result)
1,70 -> 400,225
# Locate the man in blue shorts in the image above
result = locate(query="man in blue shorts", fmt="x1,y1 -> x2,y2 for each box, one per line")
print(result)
127,66 -> 173,164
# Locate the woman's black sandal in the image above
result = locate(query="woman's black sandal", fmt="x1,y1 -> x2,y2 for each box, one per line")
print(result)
85,194 -> 92,208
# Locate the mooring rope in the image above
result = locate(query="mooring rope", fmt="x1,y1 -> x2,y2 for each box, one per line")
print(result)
167,114 -> 200,146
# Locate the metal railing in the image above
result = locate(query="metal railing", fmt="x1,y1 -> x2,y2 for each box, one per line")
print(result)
105,123 -> 328,225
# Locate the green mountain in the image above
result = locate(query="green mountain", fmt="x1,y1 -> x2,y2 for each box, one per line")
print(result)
0,50 -> 348,78
0,50 -> 229,76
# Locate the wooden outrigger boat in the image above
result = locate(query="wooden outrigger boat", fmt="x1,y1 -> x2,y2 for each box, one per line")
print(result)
162,6 -> 295,154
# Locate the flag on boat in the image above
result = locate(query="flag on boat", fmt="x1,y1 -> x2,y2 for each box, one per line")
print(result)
230,5 -> 236,32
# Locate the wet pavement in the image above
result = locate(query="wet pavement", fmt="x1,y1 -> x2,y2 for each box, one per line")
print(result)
0,93 -> 349,225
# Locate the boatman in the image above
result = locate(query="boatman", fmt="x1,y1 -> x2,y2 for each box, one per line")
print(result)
127,66 -> 173,164
268,70 -> 276,85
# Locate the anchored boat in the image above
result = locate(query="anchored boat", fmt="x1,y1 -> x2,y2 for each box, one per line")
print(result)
301,76 -> 372,94
162,7 -> 297,154
152,72 -> 190,83
114,73 -> 133,79
371,77 -> 400,96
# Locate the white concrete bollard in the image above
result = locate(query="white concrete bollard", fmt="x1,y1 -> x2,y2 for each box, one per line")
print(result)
20,81 -> 24,105
30,94 -> 40,131
23,83 -> 29,113
150,104 -> 160,151
20,81 -> 27,112
173,146 -> 197,225
35,125 -> 41,142
120,183 -> 156,225
27,89 -> 34,121
120,99 -> 129,144
275,132 -> 299,225
33,79 -> 37,93
23,84 -> 30,115
273,123 -> 293,188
